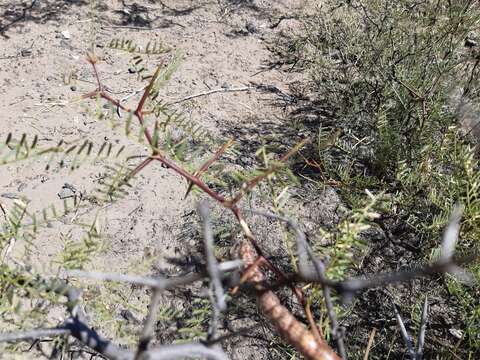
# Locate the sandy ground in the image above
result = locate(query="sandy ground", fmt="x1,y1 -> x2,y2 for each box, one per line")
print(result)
0,1 -> 320,359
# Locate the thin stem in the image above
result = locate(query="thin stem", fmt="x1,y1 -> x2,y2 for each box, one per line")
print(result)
127,157 -> 154,180
135,289 -> 162,358
184,139 -> 234,199
416,297 -> 429,360
229,138 -> 309,206
136,65 -> 162,114
67,260 -> 243,288
0,328 -> 70,342
90,60 -> 102,90
363,328 -> 377,360
393,302 -> 415,359
151,154 -> 227,203
198,202 -> 227,311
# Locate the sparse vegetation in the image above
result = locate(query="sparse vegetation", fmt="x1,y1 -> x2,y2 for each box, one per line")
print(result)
286,0 -> 480,357
0,1 -> 479,360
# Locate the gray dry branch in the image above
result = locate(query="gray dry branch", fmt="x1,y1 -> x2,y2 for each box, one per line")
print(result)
0,261 -> 235,360
0,204 -> 475,359
243,205 -> 475,359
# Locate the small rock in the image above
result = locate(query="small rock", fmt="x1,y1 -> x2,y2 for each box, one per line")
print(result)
449,328 -> 463,339
70,85 -> 77,91
61,30 -> 71,40
57,183 -> 77,199
20,49 -> 32,57
120,309 -> 141,324
465,38 -> 477,48
60,40 -> 74,50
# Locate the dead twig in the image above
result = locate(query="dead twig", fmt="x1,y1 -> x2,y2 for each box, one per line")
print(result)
363,328 -> 377,360
393,302 -> 415,359
198,202 -> 227,311
169,86 -> 255,105
0,328 -> 69,342
66,260 -> 243,289
416,297 -> 429,360
135,288 -> 162,358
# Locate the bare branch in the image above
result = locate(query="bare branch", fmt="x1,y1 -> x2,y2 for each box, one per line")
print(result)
66,260 -> 243,289
198,201 -> 227,312
1,314 -> 228,360
322,277 -> 346,359
206,282 -> 224,358
135,289 -> 162,359
244,209 -> 347,358
440,205 -> 462,261
330,255 -> 476,297
146,343 -> 228,360
416,297 -> 429,360
363,328 -> 376,360
207,282 -> 221,342
170,86 -> 254,105
62,317 -> 132,360
0,328 -> 70,342
29,277 -> 83,319
393,302 -> 415,359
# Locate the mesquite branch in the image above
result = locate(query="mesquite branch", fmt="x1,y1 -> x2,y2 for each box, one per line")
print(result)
1,58 -> 477,360
77,57 -> 337,359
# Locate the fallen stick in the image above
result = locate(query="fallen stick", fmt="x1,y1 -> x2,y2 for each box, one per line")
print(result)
170,86 -> 255,104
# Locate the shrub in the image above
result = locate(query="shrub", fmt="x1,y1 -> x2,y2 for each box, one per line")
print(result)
295,0 -> 480,356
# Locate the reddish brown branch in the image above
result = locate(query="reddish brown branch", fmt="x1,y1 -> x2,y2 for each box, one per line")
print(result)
238,239 -> 340,360
184,138 -> 234,199
80,59 -> 338,359
87,53 -> 102,90
128,157 -> 154,180
137,113 -> 155,149
136,66 -> 162,114
100,92 -> 131,113
151,154 -> 226,203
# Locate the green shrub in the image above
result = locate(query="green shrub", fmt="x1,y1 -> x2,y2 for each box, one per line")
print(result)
296,0 -> 480,356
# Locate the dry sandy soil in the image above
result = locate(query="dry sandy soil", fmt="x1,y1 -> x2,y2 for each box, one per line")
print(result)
0,1 -> 335,359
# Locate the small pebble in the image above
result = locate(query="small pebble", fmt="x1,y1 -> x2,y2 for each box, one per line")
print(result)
61,30 -> 71,39
21,49 -> 32,57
